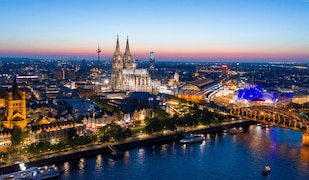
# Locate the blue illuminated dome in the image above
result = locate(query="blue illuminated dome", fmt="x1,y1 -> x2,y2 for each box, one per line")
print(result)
238,86 -> 264,101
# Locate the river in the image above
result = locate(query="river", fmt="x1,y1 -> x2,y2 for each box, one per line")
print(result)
56,125 -> 309,179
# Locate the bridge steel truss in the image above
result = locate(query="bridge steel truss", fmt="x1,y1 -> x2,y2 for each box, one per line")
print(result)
229,106 -> 309,132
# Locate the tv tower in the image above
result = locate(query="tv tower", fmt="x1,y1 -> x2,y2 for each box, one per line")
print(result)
96,44 -> 101,65
149,52 -> 155,70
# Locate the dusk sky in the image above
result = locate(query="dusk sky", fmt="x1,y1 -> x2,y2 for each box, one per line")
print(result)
0,0 -> 309,62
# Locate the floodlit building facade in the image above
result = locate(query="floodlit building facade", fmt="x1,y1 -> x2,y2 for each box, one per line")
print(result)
111,37 -> 152,93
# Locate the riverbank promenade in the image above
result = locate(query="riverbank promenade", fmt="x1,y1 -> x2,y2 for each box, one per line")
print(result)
0,119 -> 255,174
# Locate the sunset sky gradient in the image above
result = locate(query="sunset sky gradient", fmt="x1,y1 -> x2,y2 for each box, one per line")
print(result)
0,0 -> 308,62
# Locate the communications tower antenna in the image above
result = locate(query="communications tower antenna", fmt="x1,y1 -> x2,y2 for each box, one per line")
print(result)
96,44 -> 101,65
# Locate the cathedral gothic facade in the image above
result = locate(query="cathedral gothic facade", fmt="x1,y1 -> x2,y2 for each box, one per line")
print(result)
111,37 -> 152,93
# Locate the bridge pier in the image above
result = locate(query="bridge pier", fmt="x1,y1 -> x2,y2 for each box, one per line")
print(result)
302,133 -> 309,146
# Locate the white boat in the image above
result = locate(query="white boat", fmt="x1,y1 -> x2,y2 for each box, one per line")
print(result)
261,123 -> 274,128
180,134 -> 205,144
228,128 -> 243,135
1,164 -> 60,180
262,165 -> 271,175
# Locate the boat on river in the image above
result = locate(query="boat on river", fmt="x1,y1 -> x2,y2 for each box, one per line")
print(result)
228,128 -> 243,135
261,123 -> 274,129
180,134 -> 205,144
1,164 -> 60,180
262,165 -> 271,175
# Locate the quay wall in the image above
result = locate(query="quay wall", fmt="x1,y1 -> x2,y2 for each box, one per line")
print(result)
0,120 -> 256,174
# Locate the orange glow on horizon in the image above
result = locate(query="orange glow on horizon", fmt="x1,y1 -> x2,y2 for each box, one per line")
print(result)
1,48 -> 309,61
154,51 -> 309,60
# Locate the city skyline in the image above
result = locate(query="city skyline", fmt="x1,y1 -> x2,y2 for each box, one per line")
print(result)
0,0 -> 309,62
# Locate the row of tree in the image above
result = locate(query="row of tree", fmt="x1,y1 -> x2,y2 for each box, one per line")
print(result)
97,105 -> 224,141
144,105 -> 224,133
99,123 -> 132,142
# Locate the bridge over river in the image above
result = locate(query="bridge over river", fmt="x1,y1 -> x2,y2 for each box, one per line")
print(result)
228,106 -> 309,146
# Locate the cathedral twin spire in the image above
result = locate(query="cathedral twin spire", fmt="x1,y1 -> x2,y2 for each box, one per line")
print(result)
113,36 -> 134,69
124,37 -> 131,57
111,36 -> 152,93
115,36 -> 121,55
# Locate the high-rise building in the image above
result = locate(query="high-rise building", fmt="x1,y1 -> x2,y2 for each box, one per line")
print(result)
149,52 -> 155,70
174,70 -> 179,83
111,37 -> 152,92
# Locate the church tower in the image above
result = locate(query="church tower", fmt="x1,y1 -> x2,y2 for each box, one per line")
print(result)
111,36 -> 152,93
2,77 -> 27,130
123,37 -> 133,69
111,36 -> 124,91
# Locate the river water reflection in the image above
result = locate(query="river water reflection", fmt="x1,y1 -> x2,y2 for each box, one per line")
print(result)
57,125 -> 309,179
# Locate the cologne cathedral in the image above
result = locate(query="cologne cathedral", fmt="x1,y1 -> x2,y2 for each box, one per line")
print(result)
111,37 -> 152,93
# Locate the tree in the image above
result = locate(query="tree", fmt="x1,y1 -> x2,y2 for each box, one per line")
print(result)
145,118 -> 163,133
115,110 -> 123,121
67,128 -> 77,140
11,126 -> 24,145
154,108 -> 168,120
287,103 -> 302,109
162,118 -> 177,131
99,123 -> 130,142
0,113 -> 5,121
0,152 -> 9,162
